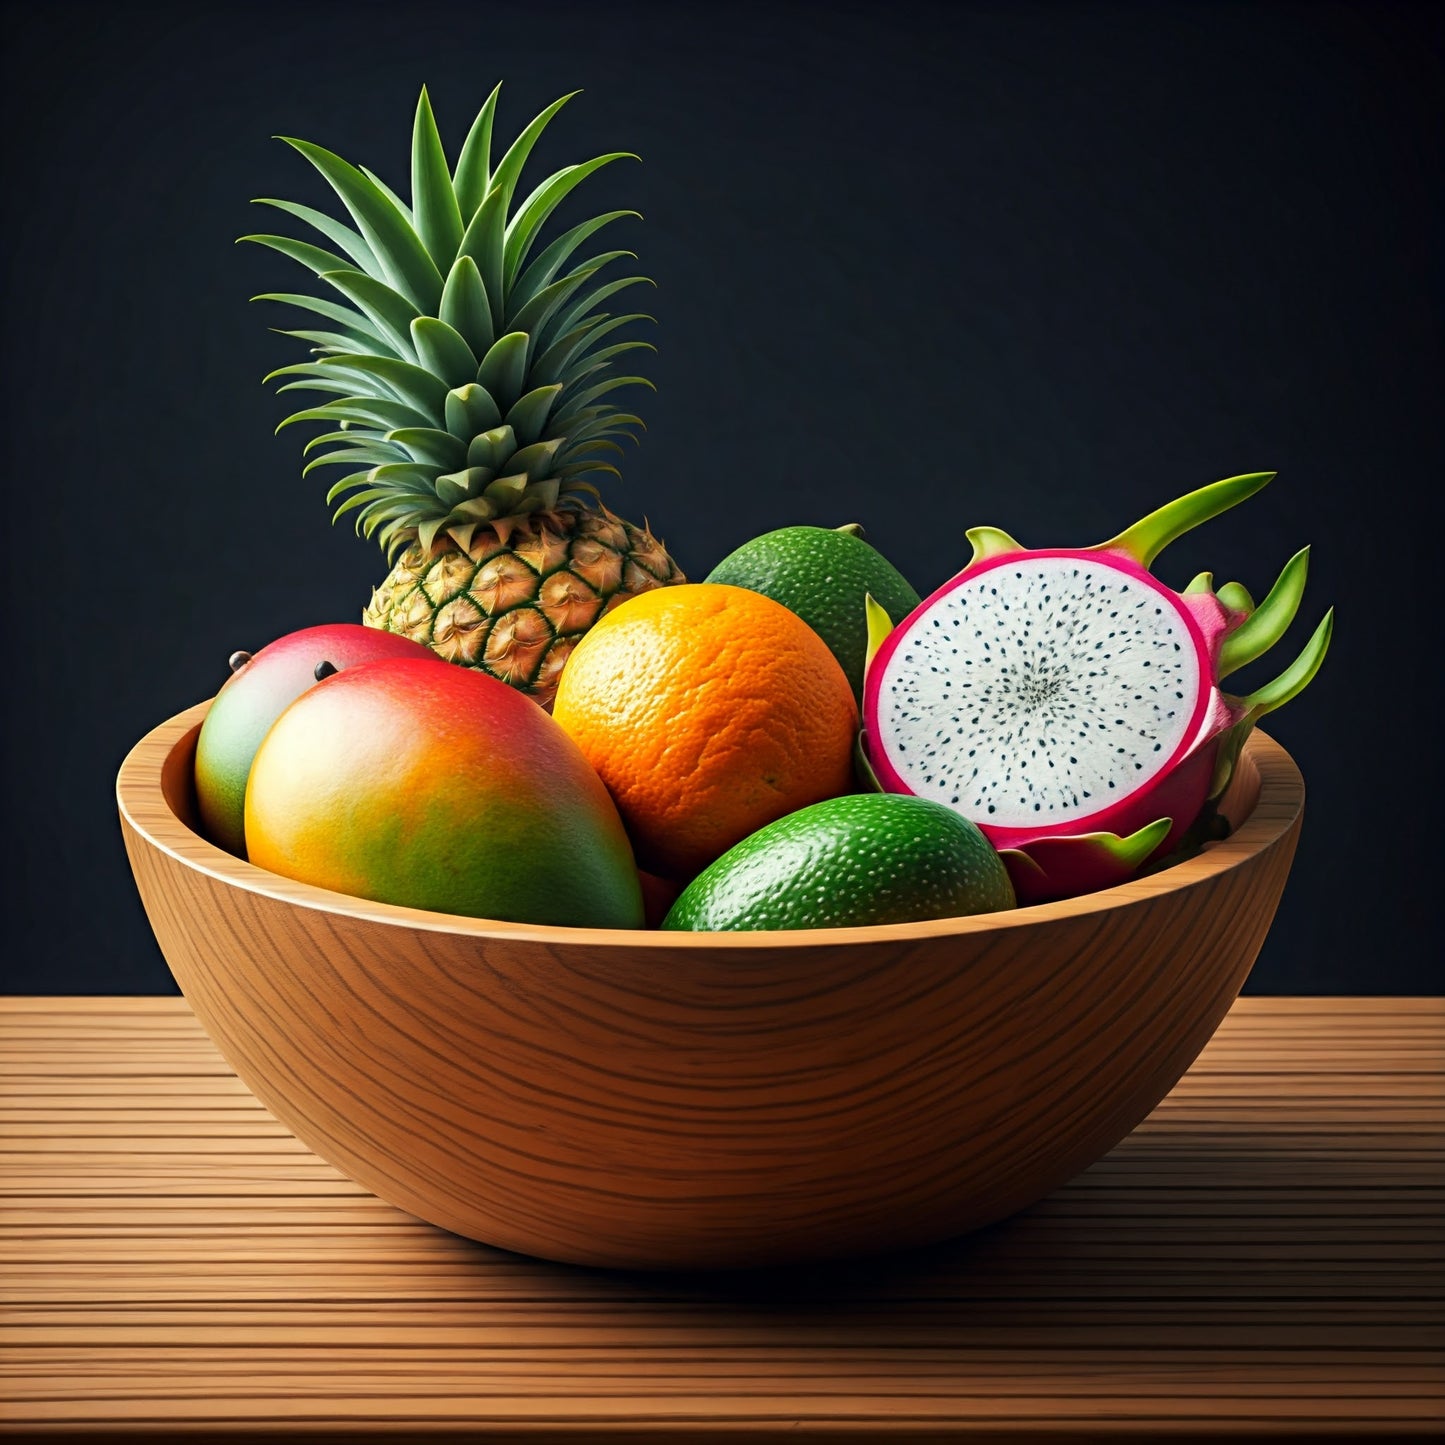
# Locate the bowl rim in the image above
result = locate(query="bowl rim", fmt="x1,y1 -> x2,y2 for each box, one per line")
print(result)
118,699 -> 1305,950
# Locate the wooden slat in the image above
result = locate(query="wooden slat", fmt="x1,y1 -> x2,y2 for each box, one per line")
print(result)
0,997 -> 1441,1440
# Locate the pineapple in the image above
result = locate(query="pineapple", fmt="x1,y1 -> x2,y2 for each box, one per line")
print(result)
246,85 -> 684,706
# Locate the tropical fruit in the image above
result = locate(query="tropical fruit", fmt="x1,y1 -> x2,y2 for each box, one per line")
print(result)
663,793 -> 1015,931
705,524 -> 921,701
552,583 -> 858,880
862,472 -> 1333,903
637,870 -> 682,930
194,622 -> 437,857
245,656 -> 644,927
246,86 -> 684,709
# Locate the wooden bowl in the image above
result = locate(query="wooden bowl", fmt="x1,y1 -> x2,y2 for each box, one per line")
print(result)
117,701 -> 1304,1270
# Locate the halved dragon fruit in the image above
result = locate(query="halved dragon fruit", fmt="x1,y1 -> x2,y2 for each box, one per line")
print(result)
860,472 -> 1332,904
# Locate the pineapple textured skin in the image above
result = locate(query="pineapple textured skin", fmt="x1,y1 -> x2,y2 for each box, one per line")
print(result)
364,505 -> 682,708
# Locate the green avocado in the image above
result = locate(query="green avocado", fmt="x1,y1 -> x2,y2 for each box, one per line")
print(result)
705,525 -> 921,701
662,793 -> 1015,932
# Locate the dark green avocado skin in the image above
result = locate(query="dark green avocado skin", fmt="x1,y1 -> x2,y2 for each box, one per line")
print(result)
662,793 -> 1016,932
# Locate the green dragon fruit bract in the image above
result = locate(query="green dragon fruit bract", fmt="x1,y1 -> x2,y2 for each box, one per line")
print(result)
860,472 -> 1333,905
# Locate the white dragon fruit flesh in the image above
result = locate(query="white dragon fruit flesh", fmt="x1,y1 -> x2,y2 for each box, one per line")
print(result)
860,472 -> 1332,905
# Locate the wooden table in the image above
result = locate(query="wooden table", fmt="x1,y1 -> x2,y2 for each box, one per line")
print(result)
1,997 -> 1440,1441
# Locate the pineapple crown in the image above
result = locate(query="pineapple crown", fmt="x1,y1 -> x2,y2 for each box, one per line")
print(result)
243,85 -> 654,558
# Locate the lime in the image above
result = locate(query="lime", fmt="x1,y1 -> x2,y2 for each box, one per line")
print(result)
662,793 -> 1015,932
705,525 -> 921,700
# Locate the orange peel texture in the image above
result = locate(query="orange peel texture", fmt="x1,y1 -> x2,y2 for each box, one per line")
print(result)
552,583 -> 859,880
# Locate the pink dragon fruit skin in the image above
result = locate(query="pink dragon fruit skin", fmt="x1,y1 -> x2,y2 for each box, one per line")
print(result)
861,472 -> 1332,904
999,818 -> 1173,908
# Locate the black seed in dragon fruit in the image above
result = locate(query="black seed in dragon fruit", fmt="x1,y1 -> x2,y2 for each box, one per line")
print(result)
860,472 -> 1333,904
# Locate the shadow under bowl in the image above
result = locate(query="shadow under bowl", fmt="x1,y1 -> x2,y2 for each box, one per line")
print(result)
118,700 -> 1304,1270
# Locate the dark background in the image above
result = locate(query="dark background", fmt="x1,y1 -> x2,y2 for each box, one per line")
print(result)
1,0 -> 1439,994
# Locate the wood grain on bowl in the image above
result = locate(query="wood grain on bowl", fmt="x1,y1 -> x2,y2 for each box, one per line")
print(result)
117,701 -> 1304,1269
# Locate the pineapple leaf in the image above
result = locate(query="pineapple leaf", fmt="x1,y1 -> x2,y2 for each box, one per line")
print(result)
476,331 -> 529,411
240,232 -> 354,278
251,198 -> 380,274
509,438 -> 565,480
509,209 -> 640,312
452,82 -> 502,221
328,476 -> 385,517
504,384 -> 563,445
303,427 -> 388,453
566,409 -> 645,437
278,398 -> 435,433
582,337 -> 657,365
277,136 -> 444,312
446,522 -> 479,554
530,315 -> 613,384
252,292 -> 394,353
559,443 -> 636,476
466,425 -> 516,471
565,437 -> 625,461
274,326 -> 380,356
460,464 -> 499,490
557,459 -> 607,478
436,469 -> 483,505
379,524 -> 422,563
571,461 -> 622,482
488,92 -> 579,214
269,370 -> 378,399
482,473 -> 529,510
554,341 -> 657,392
504,153 -> 637,285
413,514 -> 445,557
554,374 -> 654,424
562,444 -> 642,474
384,427 -> 468,470
506,266 -> 603,347
332,493 -> 399,532
456,185 -> 508,332
439,255 -> 495,359
366,462 -> 441,488
410,316 -> 479,389
318,269 -> 421,360
341,488 -> 436,522
539,274 -> 654,353
302,445 -> 409,477
559,478 -> 603,503
264,359 -> 373,385
273,379 -> 391,403
444,384 -> 503,437
531,312 -> 652,385
450,495 -> 504,522
340,470 -> 442,521
507,256 -> 633,346
411,86 -> 465,266
360,166 -> 414,224
316,354 -> 450,422
560,412 -> 644,447
363,492 -> 434,521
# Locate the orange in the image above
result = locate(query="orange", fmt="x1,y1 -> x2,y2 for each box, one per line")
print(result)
551,583 -> 858,880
